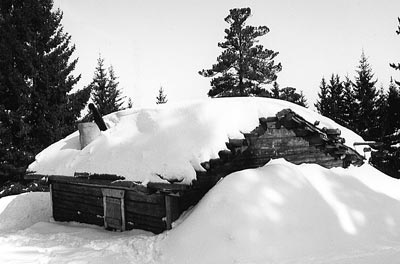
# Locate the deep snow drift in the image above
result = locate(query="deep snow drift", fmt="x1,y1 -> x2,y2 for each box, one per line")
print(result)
2,160 -> 400,263
28,97 -> 364,184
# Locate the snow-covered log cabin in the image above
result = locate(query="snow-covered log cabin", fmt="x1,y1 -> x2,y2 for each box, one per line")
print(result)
28,98 -> 364,233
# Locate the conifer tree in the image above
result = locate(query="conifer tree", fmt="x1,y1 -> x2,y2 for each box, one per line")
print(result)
107,65 -> 125,111
353,52 -> 379,140
328,74 -> 345,125
0,0 -> 89,181
279,87 -> 308,107
390,17 -> 400,82
89,56 -> 125,116
156,86 -> 168,104
384,78 -> 400,135
199,7 -> 282,97
271,81 -> 280,99
341,76 -> 356,129
315,77 -> 331,116
127,98 -> 133,109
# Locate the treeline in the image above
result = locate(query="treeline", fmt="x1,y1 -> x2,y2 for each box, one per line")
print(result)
315,50 -> 400,177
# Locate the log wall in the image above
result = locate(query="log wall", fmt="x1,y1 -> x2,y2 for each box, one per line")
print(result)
49,178 -> 200,234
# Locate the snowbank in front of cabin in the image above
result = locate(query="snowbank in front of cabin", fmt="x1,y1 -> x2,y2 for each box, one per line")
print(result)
28,98 -> 364,184
161,159 -> 400,264
0,192 -> 51,232
2,161 -> 400,263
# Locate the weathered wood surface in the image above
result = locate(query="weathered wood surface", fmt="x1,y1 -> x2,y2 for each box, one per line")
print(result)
50,179 -> 196,234
53,205 -> 104,226
165,195 -> 180,229
124,200 -> 166,218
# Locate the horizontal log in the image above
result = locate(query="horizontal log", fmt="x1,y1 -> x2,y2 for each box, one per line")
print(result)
305,135 -> 326,145
251,137 -> 309,148
218,150 -> 233,161
49,176 -> 114,185
124,200 -> 166,218
52,182 -> 103,197
52,189 -> 103,207
53,204 -> 104,226
323,128 -> 341,136
146,182 -> 190,193
52,196 -> 104,216
110,181 -> 152,194
125,190 -> 165,204
263,128 -> 297,137
74,172 -> 125,181
200,161 -> 210,170
125,211 -> 166,229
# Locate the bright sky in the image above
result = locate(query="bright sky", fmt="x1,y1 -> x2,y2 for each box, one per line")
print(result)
53,0 -> 400,108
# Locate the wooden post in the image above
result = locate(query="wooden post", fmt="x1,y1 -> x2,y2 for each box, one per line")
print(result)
165,194 -> 180,230
49,183 -> 54,220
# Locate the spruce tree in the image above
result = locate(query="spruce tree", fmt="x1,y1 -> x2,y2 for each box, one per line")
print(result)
199,8 -> 282,97
327,74 -> 345,125
315,77 -> 331,116
127,98 -> 133,109
341,76 -> 356,129
353,52 -> 379,140
156,86 -> 168,104
0,0 -> 89,181
107,65 -> 125,111
271,81 -> 280,99
385,78 -> 400,135
89,56 -> 125,116
390,17 -> 400,81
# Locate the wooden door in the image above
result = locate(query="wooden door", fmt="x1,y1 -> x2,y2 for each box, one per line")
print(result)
102,188 -> 125,231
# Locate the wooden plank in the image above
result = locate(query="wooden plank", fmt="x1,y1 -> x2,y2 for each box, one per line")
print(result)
165,195 -> 180,230
53,205 -> 104,226
260,128 -> 297,138
105,197 -> 122,219
125,211 -> 166,229
74,172 -> 125,181
49,176 -> 114,185
102,188 -> 125,198
125,200 -> 166,218
251,138 -> 309,148
52,182 -> 103,197
125,191 -> 164,204
52,190 -> 103,207
110,181 -> 152,194
104,217 -> 121,229
52,196 -> 104,216
146,182 -> 189,192
218,150 -> 233,162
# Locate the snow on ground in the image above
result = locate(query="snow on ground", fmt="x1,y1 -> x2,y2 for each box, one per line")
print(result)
28,97 -> 364,184
3,160 -> 400,264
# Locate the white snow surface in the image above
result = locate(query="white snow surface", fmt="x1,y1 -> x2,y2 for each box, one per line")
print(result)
28,97 -> 364,184
2,160 -> 400,263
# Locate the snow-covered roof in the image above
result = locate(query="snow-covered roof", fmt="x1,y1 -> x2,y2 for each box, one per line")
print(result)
28,97 -> 364,184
